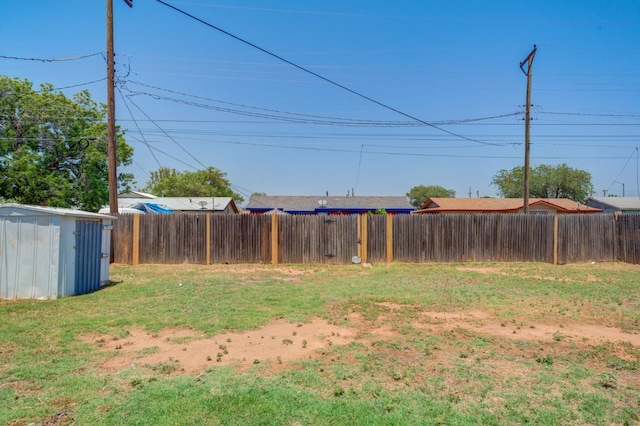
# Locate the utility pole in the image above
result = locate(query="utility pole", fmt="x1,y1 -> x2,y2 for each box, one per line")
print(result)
106,0 -> 118,214
519,44 -> 537,214
106,0 -> 133,214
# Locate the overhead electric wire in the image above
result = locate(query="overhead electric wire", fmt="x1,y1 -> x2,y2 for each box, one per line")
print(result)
34,78 -> 107,93
0,52 -> 105,62
140,137 -> 633,160
123,94 -> 208,169
117,87 -> 163,168
154,0 -> 497,146
123,80 -> 521,128
126,134 -> 199,170
539,111 -> 640,118
605,148 -> 639,195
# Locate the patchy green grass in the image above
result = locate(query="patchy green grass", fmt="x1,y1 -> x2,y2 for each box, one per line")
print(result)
0,262 -> 639,425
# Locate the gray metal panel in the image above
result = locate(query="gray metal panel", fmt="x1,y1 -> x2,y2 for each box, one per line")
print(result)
0,216 -> 60,299
100,221 -> 112,284
74,220 -> 102,295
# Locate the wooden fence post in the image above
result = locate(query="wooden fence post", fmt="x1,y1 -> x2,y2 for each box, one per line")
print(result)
553,214 -> 559,265
206,213 -> 211,265
386,214 -> 393,263
271,214 -> 278,264
361,214 -> 368,264
132,213 -> 140,266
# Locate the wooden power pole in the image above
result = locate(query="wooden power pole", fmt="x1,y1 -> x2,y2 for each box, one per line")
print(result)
106,0 -> 119,214
519,44 -> 536,214
106,0 -> 133,214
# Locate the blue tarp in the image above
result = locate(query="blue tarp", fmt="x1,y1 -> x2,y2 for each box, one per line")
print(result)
140,203 -> 174,214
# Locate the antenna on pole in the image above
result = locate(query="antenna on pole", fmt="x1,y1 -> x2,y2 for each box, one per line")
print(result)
519,44 -> 537,214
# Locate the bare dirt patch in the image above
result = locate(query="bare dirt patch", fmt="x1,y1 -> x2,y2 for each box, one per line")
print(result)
85,318 -> 355,374
84,306 -> 640,376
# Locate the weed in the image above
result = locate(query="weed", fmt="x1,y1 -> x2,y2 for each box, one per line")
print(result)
145,360 -> 183,375
606,356 -> 638,371
536,354 -> 554,365
597,371 -> 617,389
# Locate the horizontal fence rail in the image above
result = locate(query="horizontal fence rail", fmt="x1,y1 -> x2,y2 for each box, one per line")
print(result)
110,213 -> 640,265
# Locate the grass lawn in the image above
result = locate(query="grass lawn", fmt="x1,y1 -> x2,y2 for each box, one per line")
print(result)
1,262 -> 639,425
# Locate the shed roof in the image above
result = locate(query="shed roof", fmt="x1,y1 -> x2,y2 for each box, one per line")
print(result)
0,203 -> 116,219
246,195 -> 413,213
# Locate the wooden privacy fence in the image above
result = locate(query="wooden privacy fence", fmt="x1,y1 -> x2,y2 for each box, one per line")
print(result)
111,213 -> 640,265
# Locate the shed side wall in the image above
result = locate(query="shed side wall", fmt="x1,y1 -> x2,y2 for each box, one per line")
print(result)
0,216 -> 60,299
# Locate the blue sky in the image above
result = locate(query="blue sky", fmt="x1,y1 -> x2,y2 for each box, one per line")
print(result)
2,0 -> 639,202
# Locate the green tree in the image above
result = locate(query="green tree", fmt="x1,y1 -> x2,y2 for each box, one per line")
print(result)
406,185 -> 456,208
142,166 -> 244,202
0,76 -> 134,211
491,163 -> 593,202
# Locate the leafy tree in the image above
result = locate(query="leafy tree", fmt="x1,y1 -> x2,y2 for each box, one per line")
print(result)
406,185 -> 456,208
142,166 -> 244,202
491,163 -> 593,202
0,76 -> 134,211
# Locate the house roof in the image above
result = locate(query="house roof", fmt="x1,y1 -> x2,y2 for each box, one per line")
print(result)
586,197 -> 640,211
116,197 -> 239,213
246,195 -> 413,213
415,198 -> 601,213
118,190 -> 156,199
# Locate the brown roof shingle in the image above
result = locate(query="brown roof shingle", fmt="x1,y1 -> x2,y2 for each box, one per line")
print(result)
415,198 -> 601,213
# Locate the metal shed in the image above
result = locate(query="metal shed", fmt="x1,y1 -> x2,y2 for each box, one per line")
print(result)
0,204 -> 115,299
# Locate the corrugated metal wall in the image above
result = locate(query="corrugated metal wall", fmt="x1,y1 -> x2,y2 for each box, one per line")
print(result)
0,216 -> 60,299
74,220 -> 103,295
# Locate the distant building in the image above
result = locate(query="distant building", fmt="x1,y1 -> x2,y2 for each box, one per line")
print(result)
585,197 -> 640,215
246,195 -> 414,215
100,194 -> 239,214
414,198 -> 602,215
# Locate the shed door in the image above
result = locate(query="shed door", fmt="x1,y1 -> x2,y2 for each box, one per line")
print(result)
74,220 -> 103,295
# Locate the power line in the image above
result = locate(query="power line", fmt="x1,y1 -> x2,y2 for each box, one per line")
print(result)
126,134 -> 199,170
0,52 -> 105,62
123,79 -> 521,127
606,148 -> 638,195
132,137 -> 633,160
539,111 -> 640,118
123,94 -> 208,169
154,0 -> 496,146
117,87 -> 163,168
